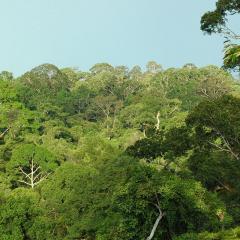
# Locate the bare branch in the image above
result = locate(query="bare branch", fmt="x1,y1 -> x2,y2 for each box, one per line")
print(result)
208,128 -> 239,161
34,173 -> 50,186
0,128 -> 10,139
18,180 -> 32,187
146,195 -> 165,240
146,203 -> 165,240
221,26 -> 240,40
19,167 -> 31,180
18,158 -> 50,188
33,166 -> 41,175
215,179 -> 232,192
33,171 -> 43,181
155,112 -> 160,130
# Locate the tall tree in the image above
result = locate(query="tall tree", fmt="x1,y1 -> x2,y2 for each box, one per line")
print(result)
201,0 -> 240,70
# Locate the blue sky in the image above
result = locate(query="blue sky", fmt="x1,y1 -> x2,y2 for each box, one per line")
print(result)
0,0 -> 238,76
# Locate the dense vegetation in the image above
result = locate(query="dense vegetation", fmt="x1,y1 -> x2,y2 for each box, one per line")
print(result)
0,61 -> 240,239
201,0 -> 240,71
0,1 -> 239,239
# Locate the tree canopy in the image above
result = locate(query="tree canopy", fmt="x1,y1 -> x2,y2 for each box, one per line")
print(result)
201,0 -> 240,71
0,52 -> 239,240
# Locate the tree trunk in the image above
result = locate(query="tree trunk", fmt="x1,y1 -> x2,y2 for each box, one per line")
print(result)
146,204 -> 165,240
155,112 -> 160,130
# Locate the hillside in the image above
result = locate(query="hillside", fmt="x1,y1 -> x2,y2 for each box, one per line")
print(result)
0,63 -> 240,239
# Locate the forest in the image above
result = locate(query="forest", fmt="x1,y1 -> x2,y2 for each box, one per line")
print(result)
1,1 -> 240,240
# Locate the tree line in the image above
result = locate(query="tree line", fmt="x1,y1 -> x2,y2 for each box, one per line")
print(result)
0,60 -> 239,239
0,1 -> 240,239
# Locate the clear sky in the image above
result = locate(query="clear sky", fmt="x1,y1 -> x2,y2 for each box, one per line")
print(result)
0,0 -> 238,76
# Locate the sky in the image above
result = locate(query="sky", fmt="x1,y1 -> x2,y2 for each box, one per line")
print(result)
0,0 -> 238,76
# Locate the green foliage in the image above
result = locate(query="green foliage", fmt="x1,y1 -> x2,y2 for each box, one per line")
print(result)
186,95 -> 240,159
224,43 -> 240,71
40,157 -> 224,239
0,79 -> 17,103
174,227 -> 240,240
0,62 -> 239,239
18,64 -> 69,110
0,71 -> 13,81
0,188 -> 46,240
5,144 -> 58,189
201,0 -> 240,34
8,144 -> 58,171
201,1 -> 240,70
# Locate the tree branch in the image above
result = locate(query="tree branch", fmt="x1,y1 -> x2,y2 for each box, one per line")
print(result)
18,180 -> 32,187
19,167 -> 31,180
0,128 -> 10,139
146,204 -> 165,240
146,195 -> 165,240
